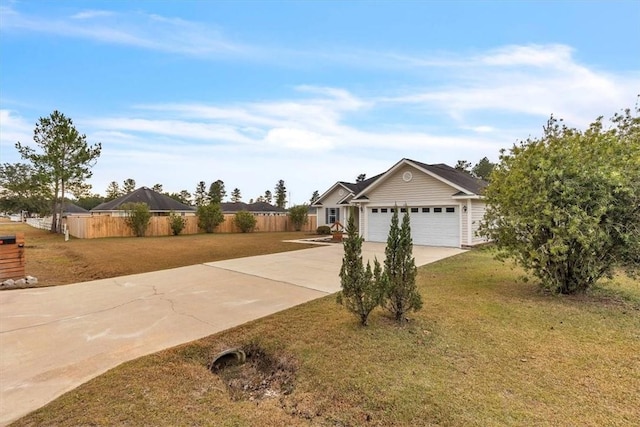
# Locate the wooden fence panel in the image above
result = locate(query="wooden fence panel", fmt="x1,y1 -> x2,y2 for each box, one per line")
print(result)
65,214 -> 317,239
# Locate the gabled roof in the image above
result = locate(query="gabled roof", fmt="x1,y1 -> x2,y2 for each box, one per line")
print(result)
353,158 -> 488,200
313,173 -> 385,207
315,158 -> 488,207
311,182 -> 355,207
56,201 -> 90,215
221,201 -> 286,213
408,159 -> 488,195
341,173 -> 385,194
91,187 -> 196,212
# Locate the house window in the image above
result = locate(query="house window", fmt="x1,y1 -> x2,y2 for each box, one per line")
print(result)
446,207 -> 455,213
411,208 -> 419,213
400,208 -> 407,213
326,208 -> 340,224
434,207 -> 443,213
372,208 -> 378,213
422,207 -> 430,213
390,208 -> 395,213
381,208 -> 388,213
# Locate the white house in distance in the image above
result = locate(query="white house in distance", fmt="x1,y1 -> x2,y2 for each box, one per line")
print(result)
312,158 -> 488,248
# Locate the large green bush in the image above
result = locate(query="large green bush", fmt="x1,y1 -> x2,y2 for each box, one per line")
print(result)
169,211 -> 186,236
288,204 -> 309,231
479,106 -> 640,294
234,210 -> 257,233
122,202 -> 151,237
197,203 -> 224,233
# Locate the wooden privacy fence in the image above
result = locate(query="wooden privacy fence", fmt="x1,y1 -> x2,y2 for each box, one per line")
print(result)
65,214 -> 318,239
0,233 -> 25,281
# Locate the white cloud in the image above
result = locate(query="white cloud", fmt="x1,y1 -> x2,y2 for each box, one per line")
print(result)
0,110 -> 32,163
70,10 -> 115,20
478,44 -> 575,68
380,44 -> 640,127
84,118 -> 254,144
264,128 -> 334,151
0,6 -> 248,57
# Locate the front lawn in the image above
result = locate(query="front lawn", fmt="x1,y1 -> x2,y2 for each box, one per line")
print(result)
12,249 -> 639,426
0,223 -> 315,286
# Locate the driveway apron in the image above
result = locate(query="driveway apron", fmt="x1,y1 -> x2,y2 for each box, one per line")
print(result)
0,242 -> 464,425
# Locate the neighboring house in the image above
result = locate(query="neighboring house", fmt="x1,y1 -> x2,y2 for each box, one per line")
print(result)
91,187 -> 196,216
56,201 -> 90,217
312,158 -> 488,248
220,201 -> 287,216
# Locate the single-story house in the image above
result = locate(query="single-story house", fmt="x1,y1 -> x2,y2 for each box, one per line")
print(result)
91,187 -> 196,216
312,158 -> 488,248
221,201 -> 287,216
56,201 -> 90,217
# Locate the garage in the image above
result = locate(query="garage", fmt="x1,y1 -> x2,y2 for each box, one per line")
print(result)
367,206 -> 460,247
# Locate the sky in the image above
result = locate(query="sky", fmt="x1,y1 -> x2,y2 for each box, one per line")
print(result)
1,0 -> 639,205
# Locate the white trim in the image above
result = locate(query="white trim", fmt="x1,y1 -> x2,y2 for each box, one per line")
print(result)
467,199 -> 473,245
459,203 -> 463,247
452,194 -> 483,200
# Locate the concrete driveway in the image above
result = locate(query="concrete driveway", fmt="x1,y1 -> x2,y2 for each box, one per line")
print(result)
0,242 -> 464,425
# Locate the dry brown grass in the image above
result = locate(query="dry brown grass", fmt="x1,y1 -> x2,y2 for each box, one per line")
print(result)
10,244 -> 639,427
0,221 -> 315,286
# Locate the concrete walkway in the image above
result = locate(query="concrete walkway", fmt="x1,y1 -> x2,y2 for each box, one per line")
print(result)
0,242 -> 464,425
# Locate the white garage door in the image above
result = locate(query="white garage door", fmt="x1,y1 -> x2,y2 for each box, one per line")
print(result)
367,206 -> 460,247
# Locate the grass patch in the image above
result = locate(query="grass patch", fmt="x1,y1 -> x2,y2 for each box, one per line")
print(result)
0,222 -> 316,286
11,249 -> 639,426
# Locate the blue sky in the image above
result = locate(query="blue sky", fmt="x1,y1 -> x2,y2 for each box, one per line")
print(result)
1,1 -> 639,205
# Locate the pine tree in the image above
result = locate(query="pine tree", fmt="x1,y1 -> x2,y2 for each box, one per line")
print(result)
16,110 -> 101,232
122,178 -> 136,194
105,181 -> 121,201
274,180 -> 287,208
337,209 -> 384,326
231,188 -> 241,202
209,180 -> 226,203
194,181 -> 209,206
382,206 -> 422,322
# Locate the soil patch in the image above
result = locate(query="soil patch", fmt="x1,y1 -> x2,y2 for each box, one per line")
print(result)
213,342 -> 297,401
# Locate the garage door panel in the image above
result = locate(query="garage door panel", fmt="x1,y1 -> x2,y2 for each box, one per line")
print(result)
367,206 -> 459,247
367,208 -> 393,242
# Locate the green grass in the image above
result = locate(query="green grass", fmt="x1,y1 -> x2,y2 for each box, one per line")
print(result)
11,249 -> 640,426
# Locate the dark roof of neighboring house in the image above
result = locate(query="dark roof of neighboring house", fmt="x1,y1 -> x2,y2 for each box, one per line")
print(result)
91,187 -> 196,212
221,202 -> 286,213
56,202 -> 90,215
408,159 -> 488,195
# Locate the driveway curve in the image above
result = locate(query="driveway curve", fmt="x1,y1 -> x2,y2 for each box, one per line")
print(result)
0,242 -> 464,425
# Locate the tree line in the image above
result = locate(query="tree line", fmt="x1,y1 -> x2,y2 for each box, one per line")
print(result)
98,177 -> 290,209
0,110 -> 305,218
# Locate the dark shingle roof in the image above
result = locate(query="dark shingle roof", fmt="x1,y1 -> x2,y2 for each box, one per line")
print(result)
408,159 -> 488,195
341,173 -> 385,194
56,202 -> 90,215
221,202 -> 286,213
91,187 -> 196,212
